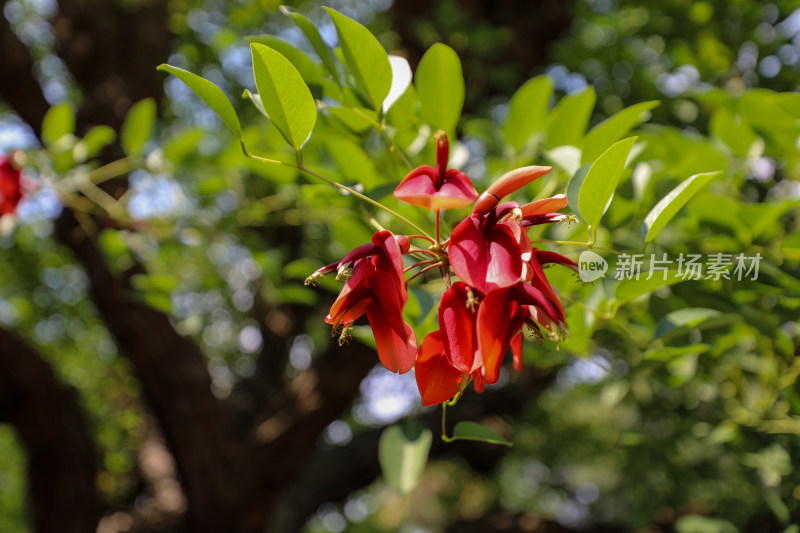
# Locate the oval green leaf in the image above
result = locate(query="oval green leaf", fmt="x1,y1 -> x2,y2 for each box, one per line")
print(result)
415,43 -> 464,133
545,87 -> 595,149
378,423 -> 432,494
503,75 -> 553,152
642,171 -> 721,243
245,34 -> 324,89
250,43 -> 317,150
324,7 -> 391,111
280,5 -> 342,86
157,64 -> 242,139
42,102 -> 75,147
121,98 -> 156,156
578,136 -> 636,231
580,100 -> 659,163
452,421 -> 512,447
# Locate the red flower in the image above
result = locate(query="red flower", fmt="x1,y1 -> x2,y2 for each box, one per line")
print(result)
0,157 -> 23,216
312,230 -> 418,374
393,131 -> 478,210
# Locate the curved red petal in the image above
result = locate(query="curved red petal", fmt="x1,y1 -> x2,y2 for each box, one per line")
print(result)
393,166 -> 438,209
439,282 -> 478,372
449,217 -> 523,294
327,260 -> 374,323
477,288 -> 524,384
366,270 -> 408,337
414,331 -> 464,406
511,331 -> 524,372
473,166 -> 552,215
520,194 -> 568,218
535,250 -> 579,273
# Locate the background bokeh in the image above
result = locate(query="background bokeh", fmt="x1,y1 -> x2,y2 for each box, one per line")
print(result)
0,0 -> 799,532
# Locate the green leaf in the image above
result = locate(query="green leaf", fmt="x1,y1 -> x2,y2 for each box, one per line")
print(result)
121,98 -> 156,156
378,423 -> 432,494
280,6 -> 342,86
709,108 -> 757,157
42,102 -> 75,146
644,344 -> 710,362
324,7 -> 391,111
545,87 -> 595,149
655,308 -> 723,339
157,64 -> 242,139
566,163 -> 591,224
578,137 -> 636,231
674,515 -> 738,533
580,100 -> 659,163
242,89 -> 268,118
415,43 -> 464,133
503,75 -> 553,152
245,34 -> 324,89
250,43 -> 317,150
614,270 -> 685,307
451,421 -> 512,446
82,125 -> 116,158
642,171 -> 721,243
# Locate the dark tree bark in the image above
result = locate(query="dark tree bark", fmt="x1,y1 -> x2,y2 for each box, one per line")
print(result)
0,328 -> 100,533
390,0 -> 574,111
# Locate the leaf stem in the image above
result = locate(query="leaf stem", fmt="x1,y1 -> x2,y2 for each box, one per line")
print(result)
245,149 -> 433,239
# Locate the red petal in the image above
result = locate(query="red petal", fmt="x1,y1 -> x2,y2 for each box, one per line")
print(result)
476,288 -> 514,383
535,250 -> 579,273
449,216 -> 522,294
327,260 -> 375,324
520,194 -> 568,218
367,304 -> 417,374
511,331 -> 524,371
366,270 -> 409,337
414,331 -> 464,406
393,166 -> 438,209
439,283 -> 479,372
473,166 -> 552,215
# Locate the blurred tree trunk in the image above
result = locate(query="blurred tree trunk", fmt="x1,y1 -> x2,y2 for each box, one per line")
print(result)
0,328 -> 100,533
390,0 -> 574,111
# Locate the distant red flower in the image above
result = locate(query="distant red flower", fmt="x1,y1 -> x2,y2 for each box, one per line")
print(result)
0,157 -> 23,216
309,230 -> 417,374
393,131 -> 478,210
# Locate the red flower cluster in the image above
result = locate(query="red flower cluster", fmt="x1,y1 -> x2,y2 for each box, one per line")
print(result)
310,133 -> 577,406
0,157 -> 23,216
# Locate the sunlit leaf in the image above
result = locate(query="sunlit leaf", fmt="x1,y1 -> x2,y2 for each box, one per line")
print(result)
121,98 -> 156,156
415,43 -> 464,133
245,34 -> 325,89
581,100 -> 659,163
324,7 -> 391,111
378,423 -> 432,494
384,55 -> 412,112
42,102 -> 75,147
578,136 -> 636,231
642,171 -> 721,243
280,5 -> 342,86
82,125 -> 116,158
503,75 -> 553,152
250,43 -> 317,150
157,64 -> 243,139
709,108 -> 757,157
545,87 -> 595,149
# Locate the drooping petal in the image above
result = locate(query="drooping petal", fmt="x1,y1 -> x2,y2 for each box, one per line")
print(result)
535,250 -> 579,273
414,331 -> 464,406
366,270 -> 410,338
473,166 -> 553,215
527,253 -> 566,323
449,216 -> 522,294
476,287 -> 517,384
511,331 -> 524,372
511,282 -> 561,326
327,259 -> 375,325
520,213 -> 569,227
439,282 -> 479,373
372,230 -> 409,301
367,304 -> 417,373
